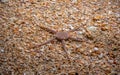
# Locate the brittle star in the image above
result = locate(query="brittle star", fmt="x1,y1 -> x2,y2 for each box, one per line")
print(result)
32,26 -> 85,61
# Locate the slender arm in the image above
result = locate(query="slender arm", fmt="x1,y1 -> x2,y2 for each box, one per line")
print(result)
32,37 -> 56,49
39,26 -> 57,34
61,40 -> 71,61
69,37 -> 84,42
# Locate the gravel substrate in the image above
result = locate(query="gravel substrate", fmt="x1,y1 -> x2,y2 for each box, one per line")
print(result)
0,0 -> 120,75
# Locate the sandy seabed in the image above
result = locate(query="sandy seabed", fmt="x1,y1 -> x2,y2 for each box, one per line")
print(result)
0,0 -> 120,75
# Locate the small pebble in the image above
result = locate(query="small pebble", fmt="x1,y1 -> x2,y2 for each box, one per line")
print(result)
108,11 -> 113,15
0,49 -> 4,53
98,53 -> 103,58
69,24 -> 74,30
72,0 -> 77,3
94,47 -> 99,51
87,26 -> 97,32
108,60 -> 114,64
77,31 -> 83,34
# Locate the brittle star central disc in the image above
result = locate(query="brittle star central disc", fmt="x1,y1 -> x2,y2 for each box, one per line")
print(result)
55,31 -> 70,40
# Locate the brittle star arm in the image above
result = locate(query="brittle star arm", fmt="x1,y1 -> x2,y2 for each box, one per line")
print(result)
61,40 -> 71,61
32,37 -> 56,49
69,37 -> 84,42
39,26 -> 57,34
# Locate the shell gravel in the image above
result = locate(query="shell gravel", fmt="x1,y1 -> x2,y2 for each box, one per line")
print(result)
0,0 -> 120,75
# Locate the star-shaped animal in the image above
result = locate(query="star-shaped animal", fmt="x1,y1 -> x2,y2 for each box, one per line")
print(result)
32,25 -> 85,60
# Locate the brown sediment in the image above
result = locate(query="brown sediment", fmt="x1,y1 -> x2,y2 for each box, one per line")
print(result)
0,0 -> 120,75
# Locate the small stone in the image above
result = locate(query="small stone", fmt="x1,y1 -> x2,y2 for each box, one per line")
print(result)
94,15 -> 103,20
108,60 -> 114,64
108,11 -> 113,15
72,0 -> 78,3
94,47 -> 99,51
69,24 -> 74,30
89,50 -> 92,53
87,26 -> 97,32
77,28 -> 86,35
23,71 -> 35,75
0,49 -> 4,53
98,53 -> 103,58
77,31 -> 83,34
19,29 -> 22,31
115,13 -> 120,17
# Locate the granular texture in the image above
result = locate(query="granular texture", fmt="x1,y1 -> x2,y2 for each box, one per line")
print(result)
0,0 -> 120,75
